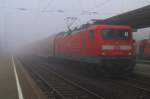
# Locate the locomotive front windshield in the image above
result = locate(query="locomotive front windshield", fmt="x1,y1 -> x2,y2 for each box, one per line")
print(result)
102,29 -> 131,40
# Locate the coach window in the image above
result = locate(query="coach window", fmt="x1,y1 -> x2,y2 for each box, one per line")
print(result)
89,31 -> 94,42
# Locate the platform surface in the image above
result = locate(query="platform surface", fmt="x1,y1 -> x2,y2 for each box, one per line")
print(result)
0,55 -> 46,99
0,56 -> 18,99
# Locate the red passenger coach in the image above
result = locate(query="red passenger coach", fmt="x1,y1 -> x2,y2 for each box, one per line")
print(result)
144,40 -> 150,57
54,25 -> 135,75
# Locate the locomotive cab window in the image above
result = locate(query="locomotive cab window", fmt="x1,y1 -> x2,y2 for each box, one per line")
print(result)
89,31 -> 94,42
101,29 -> 131,40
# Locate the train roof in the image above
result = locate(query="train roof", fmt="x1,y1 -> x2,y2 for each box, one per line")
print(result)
88,24 -> 131,29
55,24 -> 132,38
71,24 -> 131,32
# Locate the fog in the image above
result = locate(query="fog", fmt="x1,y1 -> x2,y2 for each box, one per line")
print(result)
0,0 -> 150,51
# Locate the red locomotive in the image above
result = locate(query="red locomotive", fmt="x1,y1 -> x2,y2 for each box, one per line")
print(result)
26,24 -> 136,75
136,39 -> 150,59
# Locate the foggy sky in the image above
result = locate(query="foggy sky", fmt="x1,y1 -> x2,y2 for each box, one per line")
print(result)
0,0 -> 150,49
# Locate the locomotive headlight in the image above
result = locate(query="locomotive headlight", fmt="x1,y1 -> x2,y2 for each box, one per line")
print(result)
120,45 -> 132,50
128,52 -> 132,55
102,45 -> 114,50
102,52 -> 106,55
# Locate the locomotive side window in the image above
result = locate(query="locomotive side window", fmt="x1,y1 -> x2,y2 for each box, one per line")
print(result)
89,31 -> 94,42
102,29 -> 131,40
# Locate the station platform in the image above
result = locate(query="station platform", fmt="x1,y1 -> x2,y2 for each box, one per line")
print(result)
0,55 -> 46,99
0,56 -> 18,99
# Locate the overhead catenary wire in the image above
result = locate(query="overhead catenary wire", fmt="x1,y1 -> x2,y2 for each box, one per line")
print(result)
35,0 -> 56,25
36,0 -> 113,31
88,0 -> 112,11
67,0 -> 113,29
41,0 -> 55,11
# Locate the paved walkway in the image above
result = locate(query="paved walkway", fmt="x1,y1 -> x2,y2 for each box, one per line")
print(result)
0,56 -> 18,99
0,55 -> 47,99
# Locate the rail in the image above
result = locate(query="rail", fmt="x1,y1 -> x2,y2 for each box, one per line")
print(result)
21,60 -> 104,99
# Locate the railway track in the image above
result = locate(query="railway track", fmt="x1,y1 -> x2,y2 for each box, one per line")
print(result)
110,76 -> 150,98
18,56 -> 150,99
136,60 -> 150,65
127,76 -> 150,86
20,59 -> 104,99
114,80 -> 150,93
124,76 -> 150,91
